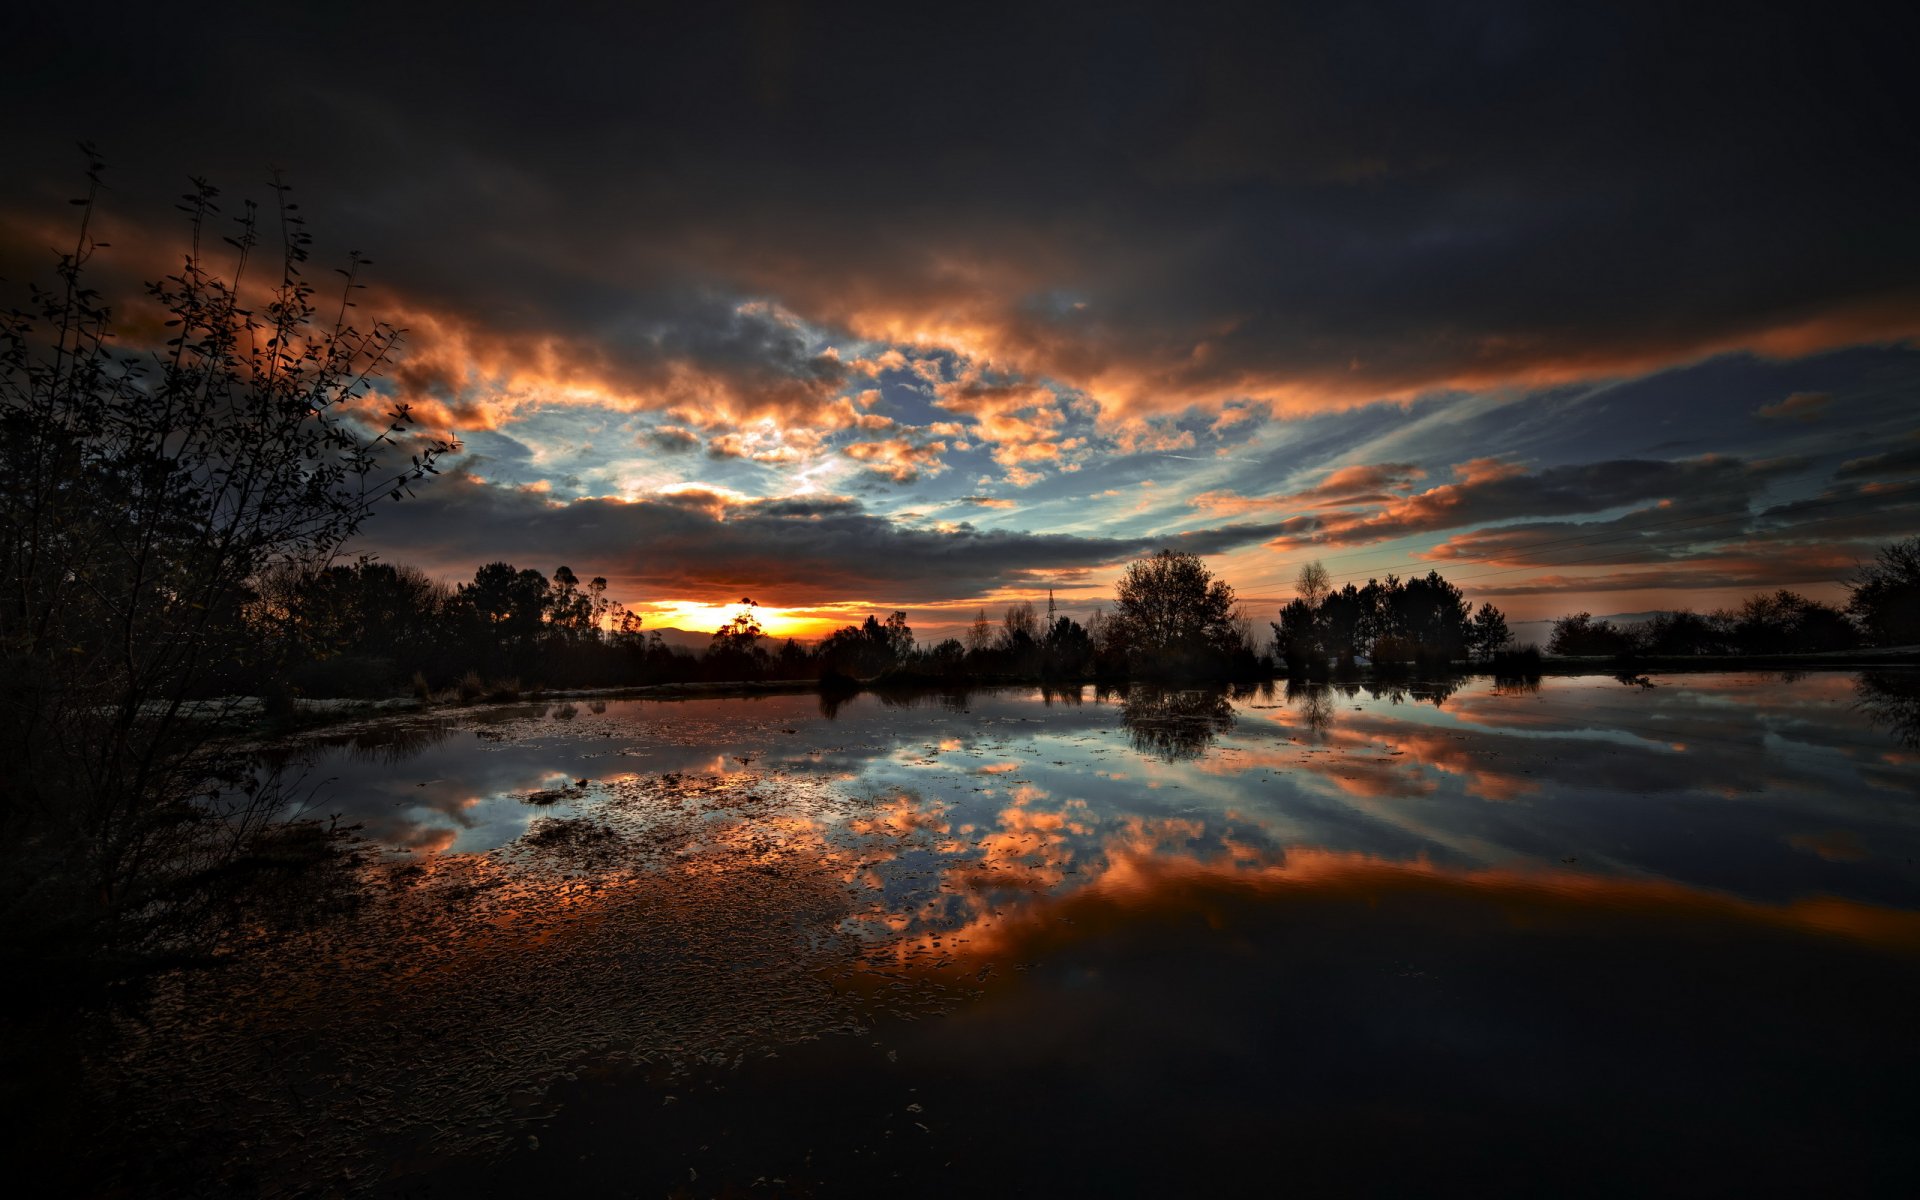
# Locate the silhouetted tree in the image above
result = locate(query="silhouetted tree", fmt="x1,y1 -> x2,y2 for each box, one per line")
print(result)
1041,614 -> 1093,676
1272,598 -> 1323,674
1848,537 -> 1920,647
1721,590 -> 1856,654
710,597 -> 765,654
776,637 -> 811,675
1295,559 -> 1331,607
460,562 -> 550,643
1000,601 -> 1039,652
1466,602 -> 1511,660
260,558 -> 445,695
0,163 -> 452,980
923,637 -> 968,677
965,607 -> 994,655
882,610 -> 915,660
1317,584 -> 1368,665
546,566 -> 596,646
1275,571 -> 1479,675
819,611 -> 913,679
1111,549 -> 1238,677
705,597 -> 769,678
1379,571 -> 1470,663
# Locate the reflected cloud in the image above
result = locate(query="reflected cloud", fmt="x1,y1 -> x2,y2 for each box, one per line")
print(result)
887,838 -> 1920,974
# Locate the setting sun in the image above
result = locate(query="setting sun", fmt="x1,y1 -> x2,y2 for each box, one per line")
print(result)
643,600 -> 818,640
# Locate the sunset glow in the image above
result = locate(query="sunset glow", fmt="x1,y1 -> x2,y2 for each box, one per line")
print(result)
3,9 -> 1910,637
639,600 -> 821,641
8,7 -> 1919,1193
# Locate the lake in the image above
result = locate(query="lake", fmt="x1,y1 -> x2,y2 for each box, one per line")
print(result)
105,671 -> 1920,1195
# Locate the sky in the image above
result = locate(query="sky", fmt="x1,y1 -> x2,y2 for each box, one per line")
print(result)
4,2 -> 1917,639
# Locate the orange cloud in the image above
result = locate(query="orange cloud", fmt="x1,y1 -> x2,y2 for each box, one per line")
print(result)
842,437 -> 950,482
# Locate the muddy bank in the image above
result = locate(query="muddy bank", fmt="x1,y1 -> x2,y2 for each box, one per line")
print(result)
65,767 -> 962,1197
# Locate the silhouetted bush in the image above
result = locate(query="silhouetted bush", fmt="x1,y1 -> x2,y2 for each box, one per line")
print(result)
1,164 -> 451,984
1549,613 -> 1637,656
1635,610 -> 1725,656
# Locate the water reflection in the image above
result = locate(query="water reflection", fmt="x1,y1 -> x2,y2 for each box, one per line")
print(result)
821,685 -> 977,719
127,671 -> 1920,1194
1857,669 -> 1920,749
317,719 -> 455,764
1285,678 -> 1336,738
1117,686 -> 1236,760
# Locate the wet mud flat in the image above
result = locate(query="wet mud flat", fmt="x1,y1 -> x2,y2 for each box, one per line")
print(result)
45,675 -> 1920,1195
85,769 -> 974,1197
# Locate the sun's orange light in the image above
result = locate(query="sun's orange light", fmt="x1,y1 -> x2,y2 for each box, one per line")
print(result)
642,600 -> 821,639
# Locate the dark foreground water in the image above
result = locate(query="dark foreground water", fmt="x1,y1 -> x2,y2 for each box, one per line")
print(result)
96,673 -> 1920,1195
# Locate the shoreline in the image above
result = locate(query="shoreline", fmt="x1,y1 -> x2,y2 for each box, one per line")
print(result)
195,650 -> 1920,742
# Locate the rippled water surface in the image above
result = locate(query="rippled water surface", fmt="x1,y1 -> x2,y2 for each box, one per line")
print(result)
115,673 -> 1920,1195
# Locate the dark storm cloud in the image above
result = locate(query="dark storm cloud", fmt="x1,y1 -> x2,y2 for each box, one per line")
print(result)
351,474 -> 1185,604
642,425 -> 700,454
1268,455 -> 1808,550
1836,438 -> 1920,481
1468,558 -> 1858,597
1427,477 -> 1920,568
1756,392 -> 1833,422
1751,480 -> 1920,542
5,1 -> 1917,421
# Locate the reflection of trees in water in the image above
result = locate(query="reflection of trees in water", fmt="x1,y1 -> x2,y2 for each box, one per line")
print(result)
1285,679 -> 1336,739
301,720 -> 454,766
819,687 -> 976,720
1039,685 -> 1085,706
1285,675 -> 1464,737
1119,687 -> 1236,761
1361,677 -> 1461,707
344,721 -> 455,764
1856,671 -> 1920,749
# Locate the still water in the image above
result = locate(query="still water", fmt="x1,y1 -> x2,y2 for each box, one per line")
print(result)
133,673 -> 1920,1195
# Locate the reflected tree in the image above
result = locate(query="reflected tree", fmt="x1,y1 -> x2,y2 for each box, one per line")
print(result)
1360,677 -> 1462,707
1118,687 -> 1236,761
1856,671 -> 1920,750
1285,679 -> 1336,740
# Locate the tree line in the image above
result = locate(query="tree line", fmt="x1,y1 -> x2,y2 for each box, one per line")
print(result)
1271,563 -> 1514,676
257,535 -> 1920,700
1547,541 -> 1919,658
251,548 -> 1273,697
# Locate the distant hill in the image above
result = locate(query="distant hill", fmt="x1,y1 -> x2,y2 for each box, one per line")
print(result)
643,626 -> 716,652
